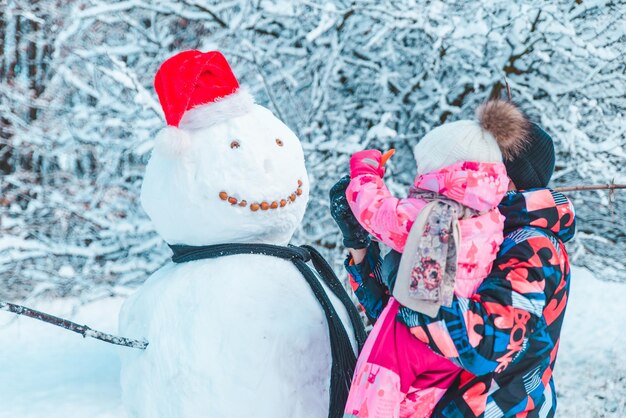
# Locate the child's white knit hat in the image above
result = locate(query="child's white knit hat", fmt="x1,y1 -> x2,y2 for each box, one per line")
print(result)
413,100 -> 531,176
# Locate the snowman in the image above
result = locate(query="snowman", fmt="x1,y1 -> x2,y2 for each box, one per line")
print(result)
119,50 -> 363,418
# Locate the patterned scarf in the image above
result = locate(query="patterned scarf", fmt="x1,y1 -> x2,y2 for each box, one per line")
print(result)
393,188 -> 480,319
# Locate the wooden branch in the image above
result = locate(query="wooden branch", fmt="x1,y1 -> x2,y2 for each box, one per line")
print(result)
0,301 -> 148,350
185,2 -> 228,28
554,184 -> 626,193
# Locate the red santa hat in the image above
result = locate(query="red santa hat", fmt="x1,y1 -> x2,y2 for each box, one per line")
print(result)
153,50 -> 254,155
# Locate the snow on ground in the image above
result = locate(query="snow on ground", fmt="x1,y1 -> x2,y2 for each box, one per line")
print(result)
0,297 -> 126,418
0,266 -> 624,417
555,267 -> 626,418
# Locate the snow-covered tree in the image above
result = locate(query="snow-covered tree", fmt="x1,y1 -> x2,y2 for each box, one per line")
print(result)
1,0 -> 624,300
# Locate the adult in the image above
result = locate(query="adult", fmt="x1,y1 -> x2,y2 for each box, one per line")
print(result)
330,114 -> 575,417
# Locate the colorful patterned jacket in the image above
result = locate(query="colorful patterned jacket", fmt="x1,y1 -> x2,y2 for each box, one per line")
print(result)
345,188 -> 575,417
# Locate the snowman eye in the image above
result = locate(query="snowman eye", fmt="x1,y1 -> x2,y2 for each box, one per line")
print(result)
275,138 -> 284,147
230,140 -> 240,149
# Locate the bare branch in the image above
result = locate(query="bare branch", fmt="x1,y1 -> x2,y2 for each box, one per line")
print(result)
0,301 -> 148,349
554,184 -> 626,193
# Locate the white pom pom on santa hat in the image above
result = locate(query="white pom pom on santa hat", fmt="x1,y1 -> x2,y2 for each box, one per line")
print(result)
153,126 -> 192,158
152,50 -> 255,156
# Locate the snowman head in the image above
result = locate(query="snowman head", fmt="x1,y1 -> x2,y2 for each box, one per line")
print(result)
141,51 -> 309,246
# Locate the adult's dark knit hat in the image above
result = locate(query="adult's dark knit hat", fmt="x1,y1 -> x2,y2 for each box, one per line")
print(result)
476,100 -> 555,191
503,122 -> 555,190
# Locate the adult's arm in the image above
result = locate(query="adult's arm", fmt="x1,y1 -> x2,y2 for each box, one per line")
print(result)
344,242 -> 389,322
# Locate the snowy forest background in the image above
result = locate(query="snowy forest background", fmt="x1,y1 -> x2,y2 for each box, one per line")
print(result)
1,0 -> 624,304
1,1 -> 626,417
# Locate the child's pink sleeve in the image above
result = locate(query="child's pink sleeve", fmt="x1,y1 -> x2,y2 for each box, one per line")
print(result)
346,174 -> 428,252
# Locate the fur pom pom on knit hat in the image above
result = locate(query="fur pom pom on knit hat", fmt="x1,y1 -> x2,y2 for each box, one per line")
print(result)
478,100 -> 556,190
413,100 -> 531,177
476,100 -> 531,161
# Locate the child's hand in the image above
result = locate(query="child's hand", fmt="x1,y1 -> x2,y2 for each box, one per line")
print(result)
349,149 -> 395,178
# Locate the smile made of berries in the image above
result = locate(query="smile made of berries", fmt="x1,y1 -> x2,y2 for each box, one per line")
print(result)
219,180 -> 304,211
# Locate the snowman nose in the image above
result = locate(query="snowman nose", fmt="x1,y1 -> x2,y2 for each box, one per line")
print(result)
263,158 -> 274,174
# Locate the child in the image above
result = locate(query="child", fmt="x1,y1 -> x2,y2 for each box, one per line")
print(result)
343,100 -> 530,418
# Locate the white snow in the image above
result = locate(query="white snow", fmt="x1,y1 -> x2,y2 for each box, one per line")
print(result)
0,265 -> 624,417
0,297 -> 126,418
554,266 -> 626,417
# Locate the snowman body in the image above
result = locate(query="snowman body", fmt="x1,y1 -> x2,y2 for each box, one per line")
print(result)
120,255 -> 354,418
119,100 -> 355,418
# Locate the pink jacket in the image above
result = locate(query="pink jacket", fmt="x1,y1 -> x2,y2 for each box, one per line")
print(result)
343,161 -> 510,418
346,160 -> 509,298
